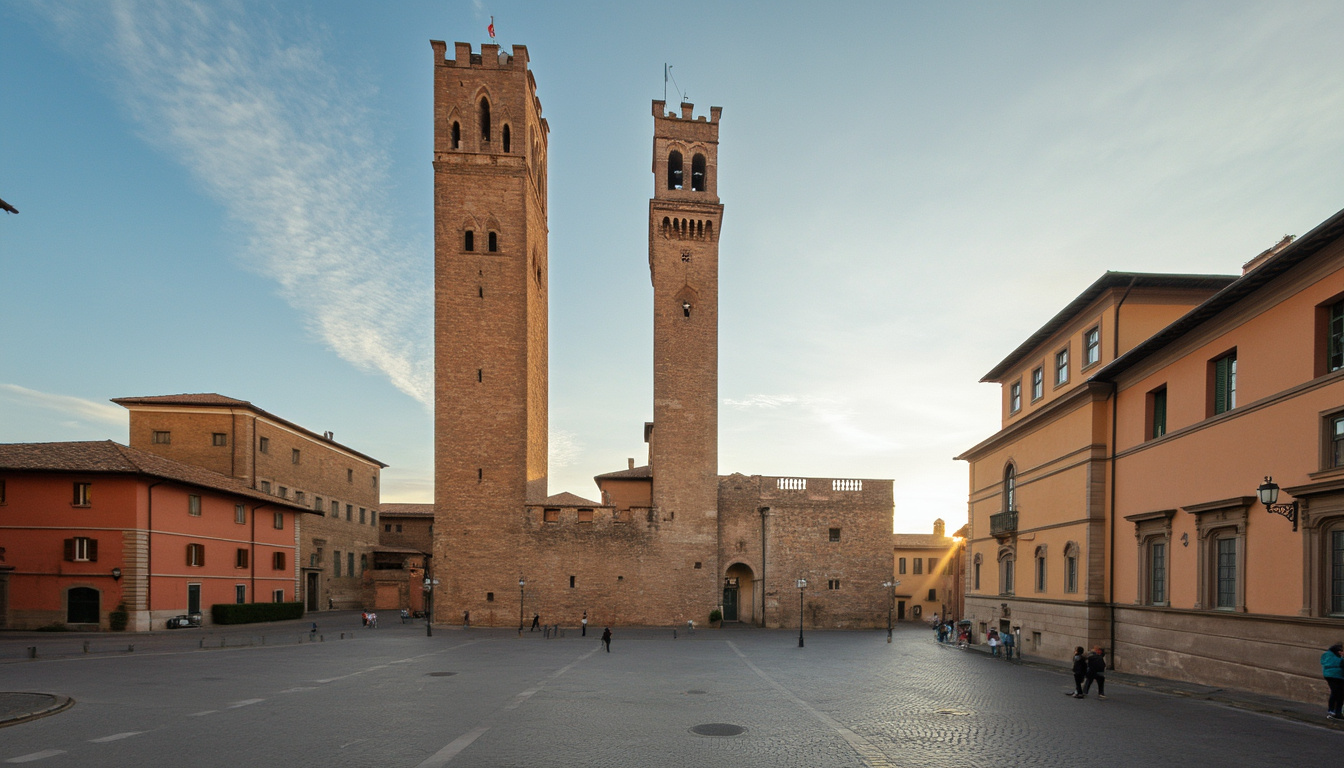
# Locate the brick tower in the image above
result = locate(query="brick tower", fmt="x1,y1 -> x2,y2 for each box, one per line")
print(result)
431,41 -> 549,624
648,100 -> 723,595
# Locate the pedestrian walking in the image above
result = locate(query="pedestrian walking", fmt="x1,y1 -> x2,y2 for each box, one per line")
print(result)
1082,646 -> 1107,698
1002,630 -> 1016,660
601,627 -> 612,652
361,611 -> 369,627
463,610 -> 470,628
1322,642 -> 1344,719
1068,646 -> 1087,697
368,612 -> 378,629
582,610 -> 588,637
988,629 -> 1000,657
531,613 -> 541,631
957,626 -> 969,648
400,608 -> 410,624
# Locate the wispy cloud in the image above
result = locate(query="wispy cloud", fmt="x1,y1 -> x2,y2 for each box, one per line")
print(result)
549,429 -> 583,470
31,1 -> 432,406
725,393 -> 898,454
0,384 -> 126,426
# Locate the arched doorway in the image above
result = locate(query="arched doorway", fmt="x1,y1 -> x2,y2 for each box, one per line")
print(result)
67,587 -> 100,624
723,563 -> 756,624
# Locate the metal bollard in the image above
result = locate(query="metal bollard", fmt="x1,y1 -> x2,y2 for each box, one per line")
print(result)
200,639 -> 205,649
127,644 -> 134,653
27,646 -> 37,659
83,641 -> 91,653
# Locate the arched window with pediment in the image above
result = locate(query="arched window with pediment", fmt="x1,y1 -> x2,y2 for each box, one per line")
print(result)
1004,464 -> 1017,512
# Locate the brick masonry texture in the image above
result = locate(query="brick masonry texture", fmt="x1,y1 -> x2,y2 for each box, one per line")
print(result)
431,43 -> 893,629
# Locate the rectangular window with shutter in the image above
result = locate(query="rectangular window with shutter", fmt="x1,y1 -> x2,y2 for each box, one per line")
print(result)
236,548 -> 248,568
64,537 -> 97,562
273,551 -> 286,570
235,504 -> 246,524
72,482 -> 91,507
913,558 -> 923,575
333,550 -> 342,577
898,557 -> 906,574
187,543 -> 205,567
188,495 -> 201,516
1149,387 -> 1168,439
1330,299 -> 1344,373
1212,352 -> 1237,415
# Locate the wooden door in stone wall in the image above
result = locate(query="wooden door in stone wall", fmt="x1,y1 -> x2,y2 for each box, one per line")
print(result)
723,579 -> 739,621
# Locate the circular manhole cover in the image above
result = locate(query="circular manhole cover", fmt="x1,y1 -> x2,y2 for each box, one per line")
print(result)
686,690 -> 707,695
691,723 -> 746,737
935,709 -> 970,716
426,672 -> 457,677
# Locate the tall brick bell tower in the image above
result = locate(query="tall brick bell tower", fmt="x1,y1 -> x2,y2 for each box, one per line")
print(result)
648,100 -> 723,594
431,41 -> 549,625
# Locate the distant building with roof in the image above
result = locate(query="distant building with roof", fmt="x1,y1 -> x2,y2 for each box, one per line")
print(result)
0,440 -> 313,630
112,393 -> 386,612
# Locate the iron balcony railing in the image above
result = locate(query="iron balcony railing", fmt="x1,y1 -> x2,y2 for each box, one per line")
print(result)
989,510 -> 1018,537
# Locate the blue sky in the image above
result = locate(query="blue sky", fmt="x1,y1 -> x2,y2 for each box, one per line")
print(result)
4,1 -> 1344,533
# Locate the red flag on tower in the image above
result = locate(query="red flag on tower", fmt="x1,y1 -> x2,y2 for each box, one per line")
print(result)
488,16 -> 495,39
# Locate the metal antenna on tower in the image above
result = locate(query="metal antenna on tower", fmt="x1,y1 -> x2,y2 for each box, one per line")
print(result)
665,64 -> 687,103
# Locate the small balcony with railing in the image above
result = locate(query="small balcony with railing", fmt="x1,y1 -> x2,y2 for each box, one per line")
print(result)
989,510 -> 1018,539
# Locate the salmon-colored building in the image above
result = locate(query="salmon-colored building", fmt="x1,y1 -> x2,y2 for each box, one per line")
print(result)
0,441 -> 313,631
961,205 -> 1344,704
958,272 -> 1235,657
1104,213 -> 1344,702
892,519 -> 961,624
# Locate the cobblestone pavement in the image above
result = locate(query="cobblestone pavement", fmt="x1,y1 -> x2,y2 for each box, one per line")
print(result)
0,621 -> 1339,766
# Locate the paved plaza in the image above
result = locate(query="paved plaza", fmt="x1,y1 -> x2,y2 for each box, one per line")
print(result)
1,619 -> 1340,767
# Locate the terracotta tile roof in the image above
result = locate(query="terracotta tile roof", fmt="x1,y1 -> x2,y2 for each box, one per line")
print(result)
535,491 -> 601,507
111,393 -> 252,407
893,533 -> 954,549
593,465 -> 652,480
373,546 -> 428,555
111,393 -> 387,468
380,503 -> 434,517
0,440 -> 317,514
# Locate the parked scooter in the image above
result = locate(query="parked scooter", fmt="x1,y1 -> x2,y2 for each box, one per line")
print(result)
166,612 -> 202,629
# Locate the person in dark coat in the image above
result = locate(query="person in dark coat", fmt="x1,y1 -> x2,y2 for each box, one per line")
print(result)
601,627 -> 612,652
531,613 -> 540,631
1068,646 -> 1087,698
1081,646 -> 1107,699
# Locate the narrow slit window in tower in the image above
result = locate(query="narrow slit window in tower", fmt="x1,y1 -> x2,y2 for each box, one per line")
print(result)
464,230 -> 475,251
668,150 -> 683,190
479,98 -> 491,142
502,124 -> 511,153
488,232 -> 498,252
451,121 -> 461,149
477,369 -> 482,382
478,286 -> 483,298
477,468 -> 483,483
691,154 -> 706,191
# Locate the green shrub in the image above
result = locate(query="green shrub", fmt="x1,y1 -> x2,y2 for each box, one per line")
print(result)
709,609 -> 722,624
211,602 -> 304,625
109,604 -> 129,631
35,622 -> 72,632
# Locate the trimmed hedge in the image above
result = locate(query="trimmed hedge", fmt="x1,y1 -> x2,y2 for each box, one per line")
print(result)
211,601 -> 304,625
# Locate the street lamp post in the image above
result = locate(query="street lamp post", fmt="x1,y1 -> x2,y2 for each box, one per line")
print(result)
796,578 -> 807,648
518,576 -> 526,637
882,580 -> 899,643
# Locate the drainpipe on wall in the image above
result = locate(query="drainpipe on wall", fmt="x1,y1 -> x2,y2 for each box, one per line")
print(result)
1107,277 -> 1137,666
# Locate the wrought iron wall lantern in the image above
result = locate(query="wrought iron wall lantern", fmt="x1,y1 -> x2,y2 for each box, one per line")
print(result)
1256,477 -> 1298,532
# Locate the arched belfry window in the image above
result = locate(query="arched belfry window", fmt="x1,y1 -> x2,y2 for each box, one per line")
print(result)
479,98 -> 491,142
488,232 -> 498,252
502,124 -> 511,153
682,300 -> 692,319
691,154 -> 706,191
1004,464 -> 1016,512
668,150 -> 683,190
451,121 -> 461,149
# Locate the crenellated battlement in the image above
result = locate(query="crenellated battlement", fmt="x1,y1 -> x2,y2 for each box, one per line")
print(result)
432,40 -> 530,71
651,99 -> 722,124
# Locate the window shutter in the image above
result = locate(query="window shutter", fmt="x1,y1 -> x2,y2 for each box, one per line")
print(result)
88,538 -> 98,562
64,538 -> 75,562
1214,356 -> 1229,413
187,545 -> 193,566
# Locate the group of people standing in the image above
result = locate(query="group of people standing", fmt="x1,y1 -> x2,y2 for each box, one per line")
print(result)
1067,646 -> 1107,698
985,628 -> 1016,659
